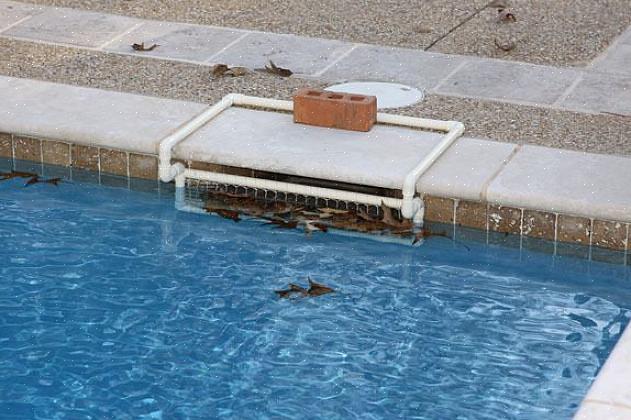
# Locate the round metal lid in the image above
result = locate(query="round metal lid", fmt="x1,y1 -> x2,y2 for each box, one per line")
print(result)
324,82 -> 424,109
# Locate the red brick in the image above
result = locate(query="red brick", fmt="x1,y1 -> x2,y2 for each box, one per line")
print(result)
293,88 -> 377,132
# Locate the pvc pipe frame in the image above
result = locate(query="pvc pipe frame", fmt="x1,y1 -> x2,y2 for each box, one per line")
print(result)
159,93 -> 464,221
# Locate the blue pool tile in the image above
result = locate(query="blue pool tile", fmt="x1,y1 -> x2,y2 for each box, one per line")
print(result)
159,181 -> 176,197
130,177 -> 159,194
14,159 -> 42,175
488,230 -> 522,250
522,236 -> 556,256
0,157 -> 12,172
556,242 -> 590,260
101,173 -> 129,189
71,168 -> 99,185
591,246 -> 627,266
42,163 -> 71,180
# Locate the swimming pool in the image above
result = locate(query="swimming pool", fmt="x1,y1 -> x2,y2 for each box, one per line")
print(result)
1,178 -> 630,419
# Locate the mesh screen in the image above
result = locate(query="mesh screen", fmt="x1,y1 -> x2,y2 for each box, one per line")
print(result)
184,178 -> 384,218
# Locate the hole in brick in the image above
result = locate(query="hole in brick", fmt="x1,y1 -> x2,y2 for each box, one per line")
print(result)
327,94 -> 344,100
350,96 -> 365,102
307,91 -> 321,96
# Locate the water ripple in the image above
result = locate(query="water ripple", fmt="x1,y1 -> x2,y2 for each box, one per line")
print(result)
0,181 -> 629,419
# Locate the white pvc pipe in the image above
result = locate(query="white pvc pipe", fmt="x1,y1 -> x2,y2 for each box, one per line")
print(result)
159,93 -> 465,221
185,169 -> 402,209
378,112 -> 465,219
159,94 -> 234,182
400,121 -> 465,218
377,112 -> 456,132
232,94 -> 293,111
159,94 -> 293,183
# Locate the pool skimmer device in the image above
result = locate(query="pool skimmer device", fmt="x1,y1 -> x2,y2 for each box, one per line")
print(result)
158,93 -> 464,227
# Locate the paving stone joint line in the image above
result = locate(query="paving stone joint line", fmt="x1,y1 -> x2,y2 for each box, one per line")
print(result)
1,1 -> 630,117
0,13 -> 32,34
204,31 -> 251,64
96,21 -> 145,50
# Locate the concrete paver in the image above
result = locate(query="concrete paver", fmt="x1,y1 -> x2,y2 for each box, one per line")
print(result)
104,21 -> 244,62
210,32 -> 353,75
320,45 -> 465,91
561,73 -> 631,115
0,0 -> 41,31
435,60 -> 580,105
4,6 -> 138,47
592,44 -> 631,77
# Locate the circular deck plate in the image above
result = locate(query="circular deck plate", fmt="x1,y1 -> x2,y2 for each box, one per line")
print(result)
324,82 -> 424,109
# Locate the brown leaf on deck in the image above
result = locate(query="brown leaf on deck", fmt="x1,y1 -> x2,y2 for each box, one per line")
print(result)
261,60 -> 293,77
132,42 -> 159,51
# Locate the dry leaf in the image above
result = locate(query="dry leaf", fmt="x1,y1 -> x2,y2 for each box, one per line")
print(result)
211,64 -> 229,77
497,8 -> 517,22
212,64 -> 249,78
263,60 -> 293,77
226,66 -> 249,77
132,42 -> 159,51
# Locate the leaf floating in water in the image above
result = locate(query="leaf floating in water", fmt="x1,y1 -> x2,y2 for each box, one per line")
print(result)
204,206 -> 241,222
275,283 -> 308,298
265,218 -> 298,229
307,277 -> 334,297
304,221 -> 329,234
25,175 -> 39,186
380,202 -> 413,230
275,277 -> 334,299
132,42 -> 159,52
1,171 -> 61,187
0,170 -> 37,181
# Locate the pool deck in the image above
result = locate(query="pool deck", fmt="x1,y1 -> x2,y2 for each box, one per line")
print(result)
1,1 -> 631,117
2,1 -> 631,418
20,0 -> 631,67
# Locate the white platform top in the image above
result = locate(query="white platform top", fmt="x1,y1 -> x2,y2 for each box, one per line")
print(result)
174,107 -> 446,190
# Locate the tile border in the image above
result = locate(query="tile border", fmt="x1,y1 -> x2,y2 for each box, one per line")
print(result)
423,195 -> 630,263
2,129 -> 627,261
0,132 -> 161,192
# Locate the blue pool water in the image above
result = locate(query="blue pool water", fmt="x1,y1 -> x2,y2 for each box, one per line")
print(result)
1,178 -> 630,420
